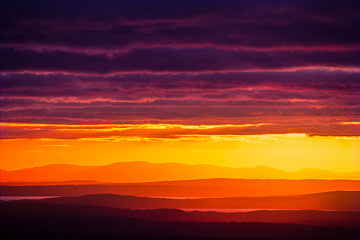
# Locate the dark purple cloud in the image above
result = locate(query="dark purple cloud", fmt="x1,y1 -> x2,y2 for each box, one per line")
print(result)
0,0 -> 359,136
1,47 -> 360,73
1,69 -> 359,130
2,70 -> 359,94
1,0 -> 359,50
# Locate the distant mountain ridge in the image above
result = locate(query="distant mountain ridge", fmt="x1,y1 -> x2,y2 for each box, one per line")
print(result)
1,161 -> 359,182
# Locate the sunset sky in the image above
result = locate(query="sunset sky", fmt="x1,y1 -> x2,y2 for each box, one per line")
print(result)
1,0 -> 359,173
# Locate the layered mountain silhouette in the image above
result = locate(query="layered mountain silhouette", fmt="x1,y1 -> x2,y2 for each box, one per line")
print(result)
2,178 -> 360,198
1,161 -> 360,182
19,191 -> 360,211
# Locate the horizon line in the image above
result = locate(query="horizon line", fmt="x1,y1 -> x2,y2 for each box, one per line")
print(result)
2,160 -> 360,174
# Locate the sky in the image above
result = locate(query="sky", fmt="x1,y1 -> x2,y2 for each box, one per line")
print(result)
0,0 -> 359,172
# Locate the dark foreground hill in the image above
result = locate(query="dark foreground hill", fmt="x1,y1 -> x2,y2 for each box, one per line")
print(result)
2,200 -> 360,227
1,201 -> 360,240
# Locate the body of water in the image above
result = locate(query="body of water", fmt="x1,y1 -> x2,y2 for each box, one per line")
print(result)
174,208 -> 307,212
0,196 -> 58,201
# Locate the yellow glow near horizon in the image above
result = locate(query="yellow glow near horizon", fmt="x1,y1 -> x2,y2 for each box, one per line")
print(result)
341,122 -> 360,125
1,133 -> 359,173
0,122 -> 265,129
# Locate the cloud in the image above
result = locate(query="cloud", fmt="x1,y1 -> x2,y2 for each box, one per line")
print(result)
2,70 -> 360,91
1,47 -> 360,73
1,122 -> 359,141
1,69 -> 359,130
0,0 -> 359,136
1,1 -> 359,74
2,0 -> 359,50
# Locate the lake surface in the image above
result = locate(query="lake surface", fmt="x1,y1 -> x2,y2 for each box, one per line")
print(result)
0,196 -> 353,212
0,196 -> 58,201
176,208 -> 306,212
